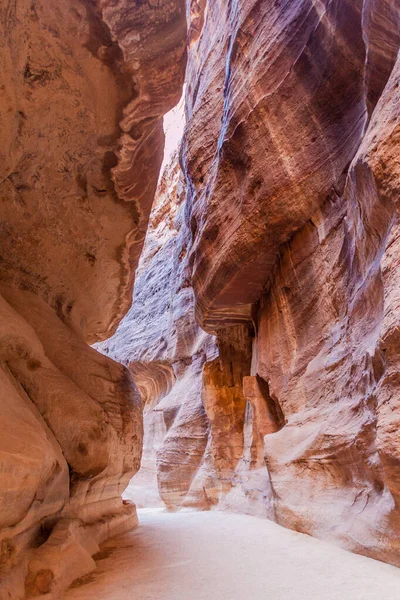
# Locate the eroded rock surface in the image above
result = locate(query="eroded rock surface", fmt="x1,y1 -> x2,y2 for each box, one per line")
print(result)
0,0 -> 186,597
101,0 -> 400,567
182,0 -> 400,564
98,148 -> 218,510
5,0 -> 400,590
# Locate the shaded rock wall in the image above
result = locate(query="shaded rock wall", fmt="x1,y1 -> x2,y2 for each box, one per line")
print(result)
98,151 -> 218,510
0,0 -> 186,597
183,0 -> 369,330
100,147 -> 273,516
102,0 -> 400,567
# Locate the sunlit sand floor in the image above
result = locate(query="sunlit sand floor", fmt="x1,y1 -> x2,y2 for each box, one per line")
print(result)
64,508 -> 400,600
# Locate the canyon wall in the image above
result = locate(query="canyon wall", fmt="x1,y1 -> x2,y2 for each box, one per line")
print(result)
103,0 -> 400,566
98,150 -> 219,510
0,0 -> 186,597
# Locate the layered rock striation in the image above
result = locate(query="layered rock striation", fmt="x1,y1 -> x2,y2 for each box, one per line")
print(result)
4,0 -> 400,590
102,0 -> 400,567
98,148 -> 218,510
0,0 -> 186,597
183,0 -> 400,563
100,139 -> 272,514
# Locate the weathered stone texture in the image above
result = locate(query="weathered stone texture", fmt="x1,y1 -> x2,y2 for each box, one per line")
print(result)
104,0 -> 400,566
175,0 -> 400,563
0,0 -> 186,597
98,151 -> 217,510
7,0 -> 400,583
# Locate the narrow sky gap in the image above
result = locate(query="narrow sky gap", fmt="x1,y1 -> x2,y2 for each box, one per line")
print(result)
160,86 -> 186,177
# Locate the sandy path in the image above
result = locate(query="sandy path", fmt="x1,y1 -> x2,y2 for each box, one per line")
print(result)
65,509 -> 400,600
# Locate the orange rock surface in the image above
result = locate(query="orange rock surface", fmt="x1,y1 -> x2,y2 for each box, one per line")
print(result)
0,0 -> 186,597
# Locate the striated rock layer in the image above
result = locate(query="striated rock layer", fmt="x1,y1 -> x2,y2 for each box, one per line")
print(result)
102,0 -> 400,567
98,148 -> 218,510
183,0 -> 400,564
0,0 -> 186,597
100,139 -> 272,515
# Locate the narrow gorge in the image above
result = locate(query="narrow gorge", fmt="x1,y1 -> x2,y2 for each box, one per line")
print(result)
1,1 -> 400,598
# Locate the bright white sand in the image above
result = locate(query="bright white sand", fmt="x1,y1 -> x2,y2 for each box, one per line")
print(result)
65,508 -> 400,600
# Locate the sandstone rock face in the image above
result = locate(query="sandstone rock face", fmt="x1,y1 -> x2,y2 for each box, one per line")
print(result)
184,0 -> 369,330
101,0 -> 400,567
0,0 -> 186,597
98,145 -> 218,510
8,0 -> 400,583
100,137 -> 273,515
179,0 -> 400,564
